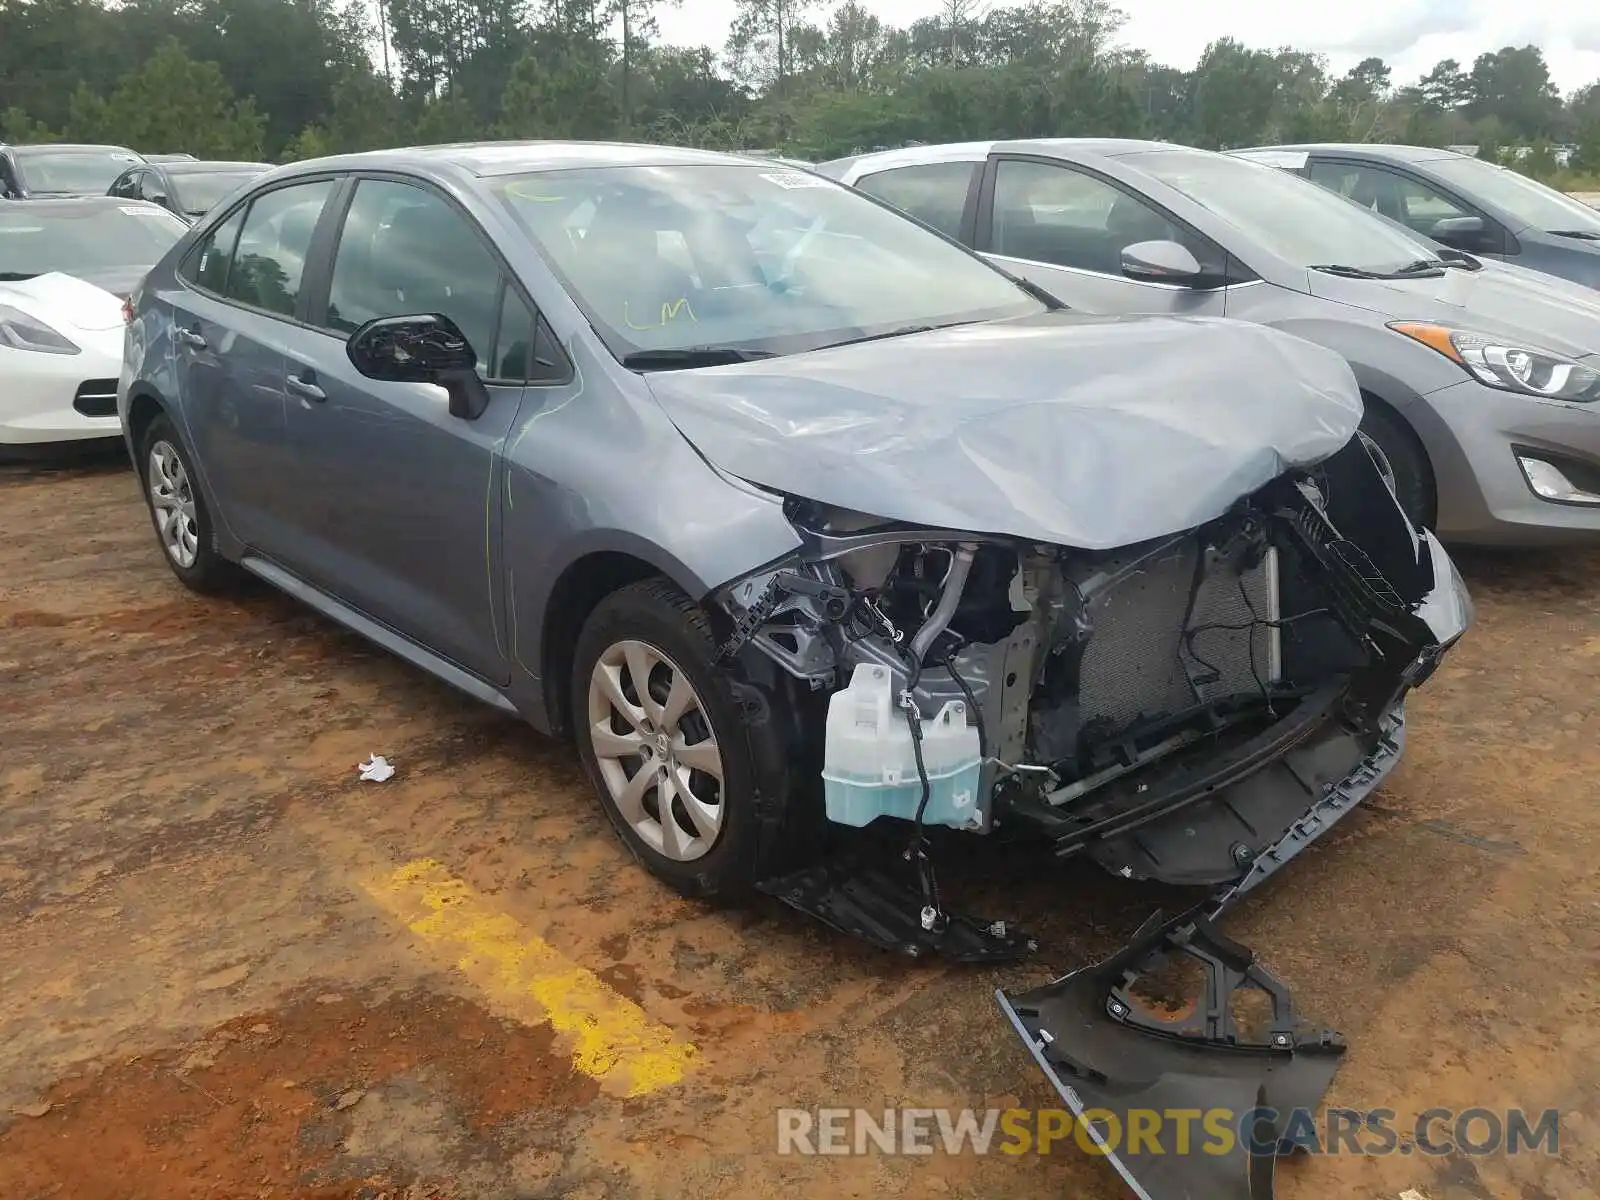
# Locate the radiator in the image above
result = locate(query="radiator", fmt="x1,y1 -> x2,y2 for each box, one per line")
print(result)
1077,541 -> 1280,731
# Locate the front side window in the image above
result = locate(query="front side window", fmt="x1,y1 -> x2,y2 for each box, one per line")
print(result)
222,179 -> 335,317
326,178 -> 502,372
0,202 -> 188,281
1426,155 -> 1600,236
1127,149 -> 1437,274
492,163 -> 1041,362
15,148 -> 143,195
855,162 -> 977,239
1308,161 -> 1472,238
990,159 -> 1219,278
109,171 -> 140,199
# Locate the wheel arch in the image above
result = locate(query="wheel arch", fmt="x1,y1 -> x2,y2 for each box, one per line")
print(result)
123,385 -> 170,462
539,549 -> 683,739
1358,385 -> 1438,527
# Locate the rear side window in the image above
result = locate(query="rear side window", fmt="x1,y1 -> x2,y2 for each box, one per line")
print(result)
222,179 -> 335,317
855,162 -> 977,239
182,205 -> 247,293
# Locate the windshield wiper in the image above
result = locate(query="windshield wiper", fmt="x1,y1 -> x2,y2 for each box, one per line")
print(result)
621,346 -> 777,370
1548,229 -> 1600,241
1309,261 -> 1449,280
815,320 -> 982,352
999,269 -> 1067,309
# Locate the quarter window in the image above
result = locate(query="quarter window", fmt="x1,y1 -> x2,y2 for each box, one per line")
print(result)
855,162 -> 977,239
221,179 -> 335,317
990,159 -> 1219,278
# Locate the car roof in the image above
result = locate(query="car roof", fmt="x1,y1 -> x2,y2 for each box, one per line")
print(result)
161,160 -> 272,175
1232,143 -> 1463,164
276,140 -> 783,179
9,142 -> 143,157
824,138 -> 1202,175
0,195 -> 165,216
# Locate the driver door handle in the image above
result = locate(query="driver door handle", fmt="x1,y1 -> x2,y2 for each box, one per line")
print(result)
286,372 -> 326,402
176,326 -> 207,350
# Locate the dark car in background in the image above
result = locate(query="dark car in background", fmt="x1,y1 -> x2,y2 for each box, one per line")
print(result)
1233,144 -> 1600,290
108,159 -> 272,222
0,143 -> 147,199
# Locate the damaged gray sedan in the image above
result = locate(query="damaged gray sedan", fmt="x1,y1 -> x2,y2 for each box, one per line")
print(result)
122,143 -> 1473,1200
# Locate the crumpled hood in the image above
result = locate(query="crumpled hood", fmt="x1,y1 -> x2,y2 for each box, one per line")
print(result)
645,312 -> 1364,550
1310,258 -> 1600,358
0,271 -> 126,330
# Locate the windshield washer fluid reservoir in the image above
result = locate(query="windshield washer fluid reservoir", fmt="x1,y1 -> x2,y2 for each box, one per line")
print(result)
822,663 -> 982,829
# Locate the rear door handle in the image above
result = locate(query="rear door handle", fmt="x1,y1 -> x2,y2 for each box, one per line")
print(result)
176,326 -> 207,350
286,372 -> 326,402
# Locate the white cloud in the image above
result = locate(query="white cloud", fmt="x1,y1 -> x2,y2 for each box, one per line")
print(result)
656,0 -> 1600,93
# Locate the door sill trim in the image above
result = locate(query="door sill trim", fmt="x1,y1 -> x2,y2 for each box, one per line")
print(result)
239,554 -> 519,716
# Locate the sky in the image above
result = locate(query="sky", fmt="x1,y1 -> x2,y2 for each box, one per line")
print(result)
656,0 -> 1600,95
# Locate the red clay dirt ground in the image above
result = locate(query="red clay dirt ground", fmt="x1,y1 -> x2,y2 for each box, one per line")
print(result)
2,451 -> 1598,1200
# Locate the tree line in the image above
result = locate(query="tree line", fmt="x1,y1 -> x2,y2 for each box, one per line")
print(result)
3,0 -> 1599,182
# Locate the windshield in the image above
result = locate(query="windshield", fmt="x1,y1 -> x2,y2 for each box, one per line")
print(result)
1426,156 -> 1600,235
15,148 -> 143,195
492,163 -> 1043,360
0,204 -> 188,278
171,169 -> 266,215
1129,149 -> 1438,273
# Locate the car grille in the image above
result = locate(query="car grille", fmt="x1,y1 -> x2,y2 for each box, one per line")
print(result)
1078,541 -> 1280,731
72,380 -> 118,418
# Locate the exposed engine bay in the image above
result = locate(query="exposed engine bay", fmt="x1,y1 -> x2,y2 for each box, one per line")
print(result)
712,433 -> 1472,1200
717,433 -> 1464,885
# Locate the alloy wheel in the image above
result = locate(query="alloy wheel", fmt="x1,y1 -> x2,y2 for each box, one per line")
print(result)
587,639 -> 725,862
147,440 -> 199,569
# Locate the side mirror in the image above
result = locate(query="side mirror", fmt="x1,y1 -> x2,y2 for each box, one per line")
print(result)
1120,239 -> 1206,286
346,313 -> 490,420
1430,215 -> 1486,249
147,191 -> 169,207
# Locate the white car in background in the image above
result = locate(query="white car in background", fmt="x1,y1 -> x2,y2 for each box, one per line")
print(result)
0,197 -> 187,447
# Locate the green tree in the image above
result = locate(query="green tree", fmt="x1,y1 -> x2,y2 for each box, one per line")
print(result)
726,0 -> 818,97
1466,45 -> 1561,140
498,24 -> 619,138
70,39 -> 267,157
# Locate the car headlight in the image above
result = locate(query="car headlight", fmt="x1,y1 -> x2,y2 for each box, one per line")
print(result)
1388,321 -> 1599,402
0,303 -> 80,354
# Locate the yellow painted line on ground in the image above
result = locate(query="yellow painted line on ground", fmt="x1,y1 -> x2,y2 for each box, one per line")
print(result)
364,857 -> 695,1097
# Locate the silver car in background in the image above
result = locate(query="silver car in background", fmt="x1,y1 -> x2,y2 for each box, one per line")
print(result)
824,139 -> 1600,544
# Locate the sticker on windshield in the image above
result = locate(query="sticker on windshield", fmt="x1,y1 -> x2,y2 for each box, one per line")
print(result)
119,204 -> 154,215
111,153 -> 139,162
760,171 -> 833,190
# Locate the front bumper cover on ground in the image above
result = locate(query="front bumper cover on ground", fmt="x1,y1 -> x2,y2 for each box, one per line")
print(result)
996,723 -> 1405,1200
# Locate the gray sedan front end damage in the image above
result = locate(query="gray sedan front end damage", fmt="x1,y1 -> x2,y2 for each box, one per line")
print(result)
650,311 -> 1472,1199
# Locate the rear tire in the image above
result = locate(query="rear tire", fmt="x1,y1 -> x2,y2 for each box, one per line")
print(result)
138,414 -> 240,594
1358,403 -> 1435,530
571,578 -> 808,897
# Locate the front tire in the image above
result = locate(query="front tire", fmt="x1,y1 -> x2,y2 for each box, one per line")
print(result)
1358,404 -> 1435,530
139,414 -> 239,593
571,579 -> 805,897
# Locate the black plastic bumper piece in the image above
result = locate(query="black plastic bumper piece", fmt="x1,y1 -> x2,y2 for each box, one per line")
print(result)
998,906 -> 1346,1200
757,860 -> 1037,963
